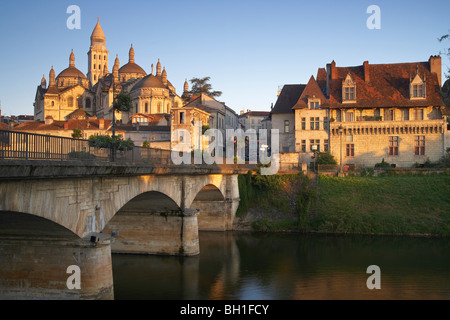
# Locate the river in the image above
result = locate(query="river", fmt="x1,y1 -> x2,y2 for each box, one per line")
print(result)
112,231 -> 449,300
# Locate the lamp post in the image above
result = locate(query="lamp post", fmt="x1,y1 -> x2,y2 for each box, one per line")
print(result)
339,125 -> 343,173
312,144 -> 318,172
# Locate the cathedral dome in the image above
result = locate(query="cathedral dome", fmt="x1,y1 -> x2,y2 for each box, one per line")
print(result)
119,62 -> 147,76
118,44 -> 147,80
56,50 -> 88,87
132,74 -> 166,91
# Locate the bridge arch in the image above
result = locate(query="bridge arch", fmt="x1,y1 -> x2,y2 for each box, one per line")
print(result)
0,211 -> 79,240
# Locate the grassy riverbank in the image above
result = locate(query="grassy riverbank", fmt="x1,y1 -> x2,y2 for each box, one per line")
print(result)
235,171 -> 450,237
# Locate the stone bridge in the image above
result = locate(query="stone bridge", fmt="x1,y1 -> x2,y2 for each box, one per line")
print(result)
0,160 -> 253,300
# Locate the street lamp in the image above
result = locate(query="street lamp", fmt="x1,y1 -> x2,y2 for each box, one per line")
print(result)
312,144 -> 318,172
339,125 -> 343,173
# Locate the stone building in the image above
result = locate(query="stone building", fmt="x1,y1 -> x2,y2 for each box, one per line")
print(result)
275,56 -> 449,168
238,110 -> 270,131
270,84 -> 306,153
34,18 -> 184,125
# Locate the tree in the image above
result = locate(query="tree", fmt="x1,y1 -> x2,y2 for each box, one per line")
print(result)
189,77 -> 222,98
438,32 -> 450,110
72,128 -> 82,139
113,92 -> 133,113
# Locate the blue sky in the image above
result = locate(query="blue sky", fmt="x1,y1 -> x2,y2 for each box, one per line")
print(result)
0,0 -> 449,116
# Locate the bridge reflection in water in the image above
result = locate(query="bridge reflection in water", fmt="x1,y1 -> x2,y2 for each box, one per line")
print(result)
113,232 -> 450,300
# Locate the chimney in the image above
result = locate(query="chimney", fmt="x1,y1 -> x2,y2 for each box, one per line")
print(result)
363,61 -> 370,82
99,118 -> 104,130
45,116 -> 53,125
64,122 -> 69,130
429,55 -> 442,87
330,60 -> 338,80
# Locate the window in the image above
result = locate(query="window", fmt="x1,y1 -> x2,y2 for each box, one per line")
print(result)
309,100 -> 320,109
389,136 -> 399,156
384,109 -> 394,121
284,120 -> 290,133
414,109 -> 424,120
346,144 -> 354,157
401,109 -> 409,121
324,139 -> 329,152
346,112 -> 354,122
157,103 -> 162,113
413,84 -> 424,98
301,140 -> 306,153
301,118 -> 306,130
415,136 -> 425,155
51,101 -> 55,107
310,117 -> 319,130
180,112 -> 185,124
344,87 -> 355,100
324,117 -> 329,131
145,103 -> 149,113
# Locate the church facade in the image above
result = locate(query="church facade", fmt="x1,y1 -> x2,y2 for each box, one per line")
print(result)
34,18 -> 185,124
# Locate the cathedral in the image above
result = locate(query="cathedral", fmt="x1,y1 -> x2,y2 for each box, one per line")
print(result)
34,18 -> 187,124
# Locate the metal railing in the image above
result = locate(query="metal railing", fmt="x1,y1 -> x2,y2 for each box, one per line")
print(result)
0,130 -> 172,165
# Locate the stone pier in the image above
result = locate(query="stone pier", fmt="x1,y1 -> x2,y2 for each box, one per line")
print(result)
0,235 -> 114,300
103,209 -> 200,256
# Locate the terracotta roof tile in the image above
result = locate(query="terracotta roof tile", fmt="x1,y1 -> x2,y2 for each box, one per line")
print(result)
327,61 -> 444,109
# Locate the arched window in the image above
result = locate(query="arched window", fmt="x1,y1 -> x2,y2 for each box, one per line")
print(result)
94,64 -> 96,70
145,103 -> 149,113
94,54 -> 96,60
166,103 -> 170,113
94,75 -> 97,81
157,103 -> 162,113
104,55 -> 107,60
86,98 -> 91,109
51,101 -> 55,107
99,65 -> 101,71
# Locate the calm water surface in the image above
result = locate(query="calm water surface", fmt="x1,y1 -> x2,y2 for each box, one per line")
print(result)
112,232 -> 449,300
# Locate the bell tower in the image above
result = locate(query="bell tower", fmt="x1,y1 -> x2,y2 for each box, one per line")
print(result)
87,17 -> 109,86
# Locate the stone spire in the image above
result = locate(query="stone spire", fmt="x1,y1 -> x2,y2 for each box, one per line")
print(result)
162,67 -> 168,86
156,59 -> 161,77
49,66 -> 56,87
90,17 -> 106,45
184,79 -> 189,93
113,55 -> 120,81
41,74 -> 47,88
129,44 -> 135,63
69,49 -> 75,67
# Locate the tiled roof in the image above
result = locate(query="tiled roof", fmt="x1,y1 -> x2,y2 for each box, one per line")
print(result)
293,76 -> 329,109
271,84 -> 306,114
13,119 -> 113,131
327,61 -> 445,109
239,111 -> 270,118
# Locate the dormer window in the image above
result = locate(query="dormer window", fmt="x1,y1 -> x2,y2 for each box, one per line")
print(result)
410,73 -> 426,99
342,74 -> 356,103
308,97 -> 320,109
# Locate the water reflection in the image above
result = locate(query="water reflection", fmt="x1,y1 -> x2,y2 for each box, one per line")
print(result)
112,232 -> 450,300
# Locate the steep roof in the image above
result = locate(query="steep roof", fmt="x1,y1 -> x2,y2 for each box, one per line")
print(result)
327,61 -> 445,109
293,76 -> 329,109
271,84 -> 306,114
